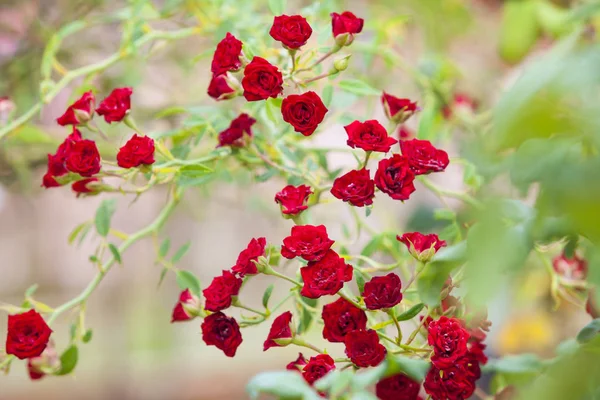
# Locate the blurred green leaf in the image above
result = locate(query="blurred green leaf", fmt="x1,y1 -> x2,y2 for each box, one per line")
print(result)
171,242 -> 191,263
95,199 -> 117,237
262,284 -> 274,309
55,346 -> 79,376
396,303 -> 425,321
176,270 -> 201,295
577,319 -> 600,344
338,79 -> 380,96
418,242 -> 466,306
247,370 -> 321,400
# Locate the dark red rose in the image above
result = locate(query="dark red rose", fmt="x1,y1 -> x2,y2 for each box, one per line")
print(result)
428,316 -> 470,369
344,329 -> 386,368
218,113 -> 256,147
64,139 -> 101,177
26,342 -> 59,381
553,252 -> 588,280
208,74 -> 237,100
201,312 -> 243,357
202,270 -> 243,312
232,237 -> 266,276
281,224 -> 335,262
96,87 -> 132,123
263,311 -> 293,351
281,91 -> 328,136
322,297 -> 367,343
331,11 -> 364,45
5,310 -> 52,360
381,93 -> 418,124
270,15 -> 313,49
171,289 -> 200,323
442,93 -> 478,120
56,91 -> 95,126
345,120 -> 397,153
42,128 -> 83,188
27,358 -> 45,381
300,250 -> 353,299
400,139 -> 449,175
397,232 -> 446,262
374,154 -> 416,201
72,178 -> 100,197
211,33 -> 243,76
275,184 -> 313,215
302,354 -> 335,385
468,341 -> 488,366
376,373 -> 421,400
424,359 -> 477,400
363,273 -> 402,310
399,126 -> 415,141
42,173 -> 60,188
287,353 -> 307,371
242,57 -> 283,101
331,169 -> 375,207
117,134 -> 155,168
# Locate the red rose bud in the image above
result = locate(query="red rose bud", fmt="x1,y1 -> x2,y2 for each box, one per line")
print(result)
552,252 -> 588,281
218,113 -> 256,147
281,224 -> 335,262
424,357 -> 478,400
322,297 -> 367,343
207,74 -> 237,101
300,250 -> 353,299
376,373 -> 421,400
242,57 -> 283,102
71,178 -> 100,197
5,310 -> 52,360
65,139 -> 101,177
263,311 -> 294,351
331,169 -> 375,207
171,289 -> 201,322
270,15 -> 313,49
398,125 -> 415,141
232,237 -> 266,276
41,128 -> 83,188
374,154 -> 416,201
56,91 -> 95,126
26,341 -> 60,381
331,11 -> 364,46
442,93 -> 478,120
302,354 -> 335,385
117,134 -> 155,168
281,91 -> 328,136
275,184 -> 313,215
96,87 -> 132,123
286,352 -> 307,371
398,232 -> 447,262
202,270 -> 243,312
211,32 -> 243,76
363,273 -> 403,310
381,93 -> 418,124
201,312 -> 243,357
428,316 -> 470,369
345,120 -> 398,153
400,139 -> 449,175
344,329 -> 387,367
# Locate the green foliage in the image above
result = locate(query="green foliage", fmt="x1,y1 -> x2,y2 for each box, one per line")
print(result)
94,199 -> 117,237
175,270 -> 201,296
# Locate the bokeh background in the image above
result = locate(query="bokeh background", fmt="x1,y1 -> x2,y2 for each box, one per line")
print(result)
0,0 -> 591,399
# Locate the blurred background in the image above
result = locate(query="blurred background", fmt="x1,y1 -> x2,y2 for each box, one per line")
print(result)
0,0 -> 593,399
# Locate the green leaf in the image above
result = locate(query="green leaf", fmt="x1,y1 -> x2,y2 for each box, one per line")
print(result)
386,354 -> 431,382
68,221 -> 92,245
417,242 -> 466,306
314,369 -> 353,396
157,267 -> 169,288
322,84 -> 334,108
577,319 -> 600,344
108,243 -> 122,264
262,284 -> 274,309
265,97 -> 282,125
82,329 -> 93,344
171,242 -> 191,263
24,284 -> 39,298
159,238 -> 171,258
483,353 -> 543,374
338,79 -> 380,96
247,370 -> 321,400
94,199 -> 117,237
297,297 -> 318,335
176,270 -> 201,295
55,346 -> 79,376
179,164 -> 213,177
354,267 -> 368,294
267,0 -> 287,16
396,303 -> 425,321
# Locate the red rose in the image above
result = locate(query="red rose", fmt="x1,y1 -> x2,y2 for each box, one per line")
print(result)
263,311 -> 293,351
117,134 -> 155,168
374,154 -> 416,201
208,74 -> 237,100
344,329 -> 386,368
56,91 -> 95,126
218,113 -> 256,147
26,342 -> 59,381
242,57 -> 283,101
28,358 -> 45,381
72,178 -> 100,197
331,11 -> 364,45
202,270 -> 243,312
42,128 -> 83,188
201,312 -> 243,357
345,120 -> 397,153
5,310 -> 52,360
468,341 -> 488,366
397,232 -> 446,262
381,93 -> 418,124
300,250 -> 353,299
428,316 -> 470,369
322,297 -> 367,343
171,289 -> 200,323
211,33 -> 243,76
281,91 -> 328,136
232,237 -> 266,276
275,184 -> 313,215
96,87 -> 132,123
376,373 -> 421,400
424,358 -> 477,400
553,252 -> 588,280
270,15 -> 313,49
65,139 -> 101,177
399,126 -> 415,141
286,352 -> 307,371
331,169 -> 375,207
363,273 -> 403,310
281,224 -> 335,262
400,139 -> 449,175
302,354 -> 335,385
